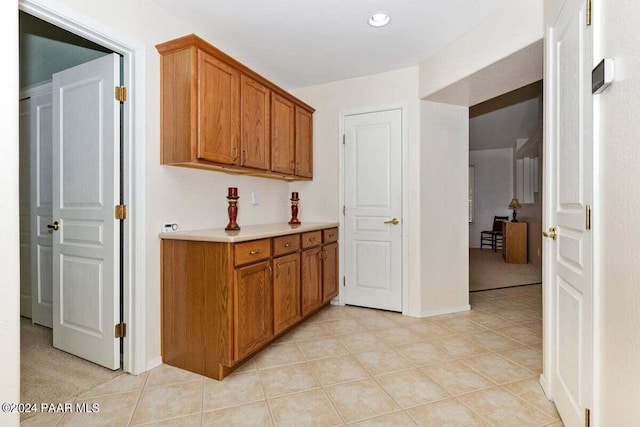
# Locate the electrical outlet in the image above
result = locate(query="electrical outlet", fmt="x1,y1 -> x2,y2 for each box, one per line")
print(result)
162,223 -> 179,233
251,192 -> 259,205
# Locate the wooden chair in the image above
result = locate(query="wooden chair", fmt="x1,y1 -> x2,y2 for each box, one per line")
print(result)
480,216 -> 509,252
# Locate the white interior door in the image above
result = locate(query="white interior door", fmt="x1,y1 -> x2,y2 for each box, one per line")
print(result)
52,53 -> 121,370
343,109 -> 402,311
546,0 -> 593,425
30,89 -> 54,328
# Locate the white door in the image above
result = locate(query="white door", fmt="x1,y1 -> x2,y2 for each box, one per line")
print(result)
343,109 -> 402,311
30,89 -> 54,328
546,0 -> 593,425
52,53 -> 121,370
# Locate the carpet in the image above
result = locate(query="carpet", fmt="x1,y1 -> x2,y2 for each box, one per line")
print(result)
20,317 -> 122,419
469,248 -> 541,291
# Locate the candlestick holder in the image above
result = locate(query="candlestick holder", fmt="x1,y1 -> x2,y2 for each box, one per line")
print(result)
225,196 -> 240,231
288,192 -> 301,225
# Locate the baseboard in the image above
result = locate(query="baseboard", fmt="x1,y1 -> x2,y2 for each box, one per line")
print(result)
146,357 -> 163,372
419,304 -> 471,318
539,374 -> 552,399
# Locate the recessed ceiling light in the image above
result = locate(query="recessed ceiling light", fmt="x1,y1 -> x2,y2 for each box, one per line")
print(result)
368,13 -> 390,27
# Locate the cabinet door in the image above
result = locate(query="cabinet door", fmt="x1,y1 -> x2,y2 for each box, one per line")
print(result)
271,93 -> 295,175
322,243 -> 339,303
294,106 -> 313,177
233,261 -> 272,361
241,75 -> 270,170
273,253 -> 301,335
301,247 -> 322,316
197,50 -> 240,165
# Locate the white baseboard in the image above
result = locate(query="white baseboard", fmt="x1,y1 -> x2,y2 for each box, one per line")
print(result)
146,357 -> 163,372
539,374 -> 551,399
419,304 -> 471,318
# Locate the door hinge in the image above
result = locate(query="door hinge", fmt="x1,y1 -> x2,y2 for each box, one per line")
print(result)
586,205 -> 592,230
115,322 -> 127,338
342,135 -> 346,145
115,204 -> 127,220
585,408 -> 591,427
115,86 -> 127,102
586,0 -> 592,26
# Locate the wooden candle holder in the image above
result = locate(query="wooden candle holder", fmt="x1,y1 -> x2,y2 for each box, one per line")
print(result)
225,196 -> 240,231
289,192 -> 301,225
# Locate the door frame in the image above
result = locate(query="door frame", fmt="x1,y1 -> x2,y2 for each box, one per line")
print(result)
338,103 -> 409,314
19,0 -> 147,375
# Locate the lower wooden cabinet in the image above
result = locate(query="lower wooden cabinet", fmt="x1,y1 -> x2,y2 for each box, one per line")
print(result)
301,246 -> 323,316
322,243 -> 339,303
161,226 -> 338,380
233,261 -> 273,361
273,253 -> 301,335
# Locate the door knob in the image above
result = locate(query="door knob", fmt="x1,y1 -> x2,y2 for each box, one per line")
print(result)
384,218 -> 400,225
47,221 -> 60,231
543,227 -> 557,240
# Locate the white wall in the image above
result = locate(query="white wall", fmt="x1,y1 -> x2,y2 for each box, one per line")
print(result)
468,148 -> 513,248
0,0 -> 21,425
420,101 -> 470,316
593,0 -> 640,424
418,0 -> 543,100
291,66 -> 422,316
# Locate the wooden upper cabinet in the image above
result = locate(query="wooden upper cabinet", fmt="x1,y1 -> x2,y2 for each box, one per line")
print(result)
271,93 -> 295,175
157,35 -> 314,180
197,50 -> 240,165
241,75 -> 270,170
295,106 -> 313,178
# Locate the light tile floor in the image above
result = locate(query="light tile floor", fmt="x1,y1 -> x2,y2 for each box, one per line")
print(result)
23,284 -> 563,426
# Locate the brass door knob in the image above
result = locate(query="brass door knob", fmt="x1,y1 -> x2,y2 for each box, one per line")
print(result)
47,221 -> 60,231
543,227 -> 558,240
384,218 -> 400,225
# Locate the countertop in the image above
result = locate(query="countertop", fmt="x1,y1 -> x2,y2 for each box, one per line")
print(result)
159,222 -> 339,243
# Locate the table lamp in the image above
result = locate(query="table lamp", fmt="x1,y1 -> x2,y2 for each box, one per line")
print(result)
508,198 -> 522,222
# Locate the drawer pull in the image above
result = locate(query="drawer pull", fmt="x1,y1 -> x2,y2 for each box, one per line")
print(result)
284,243 -> 291,248
249,249 -> 261,255
309,237 -> 317,242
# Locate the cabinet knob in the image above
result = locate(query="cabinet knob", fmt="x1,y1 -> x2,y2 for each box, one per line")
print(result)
284,243 -> 291,248
249,249 -> 261,255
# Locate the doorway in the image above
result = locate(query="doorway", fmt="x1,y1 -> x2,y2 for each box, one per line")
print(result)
18,10 -> 128,407
17,0 -> 146,384
468,81 -> 543,292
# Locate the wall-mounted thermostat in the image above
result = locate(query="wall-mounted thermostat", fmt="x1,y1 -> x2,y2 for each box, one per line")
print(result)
592,58 -> 613,94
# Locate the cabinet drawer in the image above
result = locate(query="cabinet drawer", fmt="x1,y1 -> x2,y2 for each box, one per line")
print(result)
323,228 -> 338,243
234,239 -> 271,266
273,234 -> 300,256
301,231 -> 322,249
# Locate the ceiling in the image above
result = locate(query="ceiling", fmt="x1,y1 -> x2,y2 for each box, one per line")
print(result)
151,0 -> 508,89
469,81 -> 542,151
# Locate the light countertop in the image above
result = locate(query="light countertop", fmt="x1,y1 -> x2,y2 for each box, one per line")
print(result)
159,222 -> 339,243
